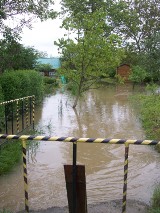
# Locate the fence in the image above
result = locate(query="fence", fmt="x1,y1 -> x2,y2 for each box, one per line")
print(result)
0,134 -> 159,213
0,96 -> 35,136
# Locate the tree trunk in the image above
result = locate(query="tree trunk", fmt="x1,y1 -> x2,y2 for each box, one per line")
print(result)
72,95 -> 80,108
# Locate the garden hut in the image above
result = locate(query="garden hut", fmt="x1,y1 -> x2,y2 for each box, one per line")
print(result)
37,57 -> 61,77
116,64 -> 131,82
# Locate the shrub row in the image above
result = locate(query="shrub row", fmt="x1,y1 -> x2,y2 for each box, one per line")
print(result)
0,70 -> 44,175
0,70 -> 44,102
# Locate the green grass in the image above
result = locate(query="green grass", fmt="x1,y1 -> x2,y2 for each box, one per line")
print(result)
0,209 -> 12,213
0,140 -> 22,175
149,186 -> 160,213
129,93 -> 160,152
129,90 -> 160,213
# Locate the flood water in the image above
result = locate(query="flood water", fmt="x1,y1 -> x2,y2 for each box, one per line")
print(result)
0,84 -> 160,211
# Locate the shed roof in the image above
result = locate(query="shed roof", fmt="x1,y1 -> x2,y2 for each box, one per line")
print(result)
37,58 -> 61,69
117,63 -> 130,68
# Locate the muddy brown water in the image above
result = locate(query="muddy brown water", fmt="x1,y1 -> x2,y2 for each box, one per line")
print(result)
0,84 -> 160,212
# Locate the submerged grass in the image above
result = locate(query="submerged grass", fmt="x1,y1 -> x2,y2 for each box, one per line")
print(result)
0,140 -> 22,175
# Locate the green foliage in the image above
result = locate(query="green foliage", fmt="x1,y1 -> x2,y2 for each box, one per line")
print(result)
115,74 -> 125,84
66,82 -> 79,96
56,7 -> 124,107
130,91 -> 160,151
129,65 -> 147,83
107,0 -> 160,81
0,141 -> 22,175
0,70 -> 44,102
140,95 -> 160,140
43,77 -> 58,86
35,63 -> 53,72
0,33 -> 40,73
108,0 -> 159,52
146,83 -> 159,94
0,0 -> 56,35
149,186 -> 160,213
0,210 -> 12,213
149,209 -> 160,213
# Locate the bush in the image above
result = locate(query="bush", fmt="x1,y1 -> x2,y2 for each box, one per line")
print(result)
35,63 -> 53,72
43,76 -> 58,85
0,70 -> 44,103
129,65 -> 148,84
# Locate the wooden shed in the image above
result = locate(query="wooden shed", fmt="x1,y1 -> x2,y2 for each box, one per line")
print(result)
116,64 -> 131,82
37,58 -> 61,77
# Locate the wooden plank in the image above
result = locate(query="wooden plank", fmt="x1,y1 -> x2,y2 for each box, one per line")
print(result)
64,165 -> 87,213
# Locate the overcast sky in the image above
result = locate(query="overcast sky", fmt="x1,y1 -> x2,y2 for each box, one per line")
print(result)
21,0 -> 66,57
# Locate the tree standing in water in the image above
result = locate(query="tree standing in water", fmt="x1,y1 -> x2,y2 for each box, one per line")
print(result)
56,3 -> 124,108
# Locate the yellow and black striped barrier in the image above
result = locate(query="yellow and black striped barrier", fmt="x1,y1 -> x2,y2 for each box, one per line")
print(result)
0,96 -> 35,106
16,100 -> 19,133
0,134 -> 159,145
1,134 -> 159,213
25,99 -> 29,127
122,143 -> 129,213
22,139 -> 29,212
32,96 -> 35,129
0,95 -> 35,134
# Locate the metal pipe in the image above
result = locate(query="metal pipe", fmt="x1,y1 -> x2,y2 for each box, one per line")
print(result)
11,102 -> 14,134
22,139 -> 29,212
16,101 -> 19,133
32,96 -> 35,129
4,105 -> 8,134
22,100 -> 24,130
73,142 -> 77,213
122,143 -> 129,213
29,97 -> 32,125
25,99 -> 29,128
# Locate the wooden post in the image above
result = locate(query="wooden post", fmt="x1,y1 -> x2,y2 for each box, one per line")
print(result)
64,165 -> 87,213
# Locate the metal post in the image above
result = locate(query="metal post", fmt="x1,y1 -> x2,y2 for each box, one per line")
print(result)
4,104 -> 8,134
11,102 -> 14,134
122,143 -> 129,213
16,101 -> 19,133
29,97 -> 32,125
32,96 -> 35,129
25,98 -> 29,127
73,142 -> 77,213
22,139 -> 29,212
22,100 -> 24,130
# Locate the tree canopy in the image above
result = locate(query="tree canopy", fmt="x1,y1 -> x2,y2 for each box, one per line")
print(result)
0,32 -> 41,73
56,5 -> 124,107
0,0 -> 56,35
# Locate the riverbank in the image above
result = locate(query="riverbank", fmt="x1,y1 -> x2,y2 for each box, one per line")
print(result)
19,199 -> 149,213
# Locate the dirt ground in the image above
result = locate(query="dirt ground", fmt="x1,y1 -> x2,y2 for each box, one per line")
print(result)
23,199 -> 150,213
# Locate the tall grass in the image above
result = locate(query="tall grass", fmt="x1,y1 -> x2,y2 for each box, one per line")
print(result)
130,93 -> 160,152
129,87 -> 160,212
0,140 -> 22,175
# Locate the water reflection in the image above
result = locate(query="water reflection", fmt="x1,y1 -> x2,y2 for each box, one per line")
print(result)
0,84 -> 160,211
